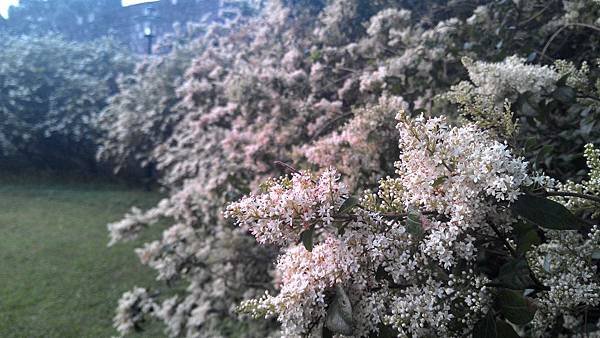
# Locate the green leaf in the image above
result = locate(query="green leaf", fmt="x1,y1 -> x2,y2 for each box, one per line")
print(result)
473,311 -> 497,338
516,93 -> 539,117
369,324 -> 398,338
516,230 -> 540,257
555,73 -> 571,87
497,289 -> 536,325
512,222 -> 540,257
322,326 -> 334,338
406,209 -> 424,237
300,225 -> 315,251
325,285 -> 354,336
496,320 -> 520,338
338,196 -> 359,214
553,86 -> 576,104
495,259 -> 535,290
432,176 -> 448,188
512,194 -> 581,230
526,52 -> 537,63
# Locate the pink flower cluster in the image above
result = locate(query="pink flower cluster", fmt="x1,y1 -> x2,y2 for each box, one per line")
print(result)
239,237 -> 358,335
225,168 -> 348,246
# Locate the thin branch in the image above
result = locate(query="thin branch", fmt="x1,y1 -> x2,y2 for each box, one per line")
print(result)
545,191 -> 600,204
541,23 -> 600,61
488,222 -> 516,257
273,161 -> 302,175
310,112 -> 354,141
517,2 -> 552,27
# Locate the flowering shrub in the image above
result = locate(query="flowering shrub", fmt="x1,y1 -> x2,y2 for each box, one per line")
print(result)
104,0 -> 600,337
228,112 -> 600,337
96,31 -> 204,174
445,55 -> 600,180
0,34 -> 134,171
227,113 -> 526,336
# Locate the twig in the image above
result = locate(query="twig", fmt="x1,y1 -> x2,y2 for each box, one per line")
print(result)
310,112 -> 354,140
273,161 -> 302,175
544,191 -> 600,204
540,23 -> 600,61
488,222 -> 516,257
517,2 -> 552,27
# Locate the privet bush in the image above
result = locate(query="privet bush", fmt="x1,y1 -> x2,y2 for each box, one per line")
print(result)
0,34 -> 134,171
103,0 -> 600,337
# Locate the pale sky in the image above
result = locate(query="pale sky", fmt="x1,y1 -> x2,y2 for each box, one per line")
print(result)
121,0 -> 160,7
0,0 -> 19,19
0,0 -> 161,19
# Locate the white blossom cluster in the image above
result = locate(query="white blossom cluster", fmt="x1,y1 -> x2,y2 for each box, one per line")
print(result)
114,287 -> 156,335
225,168 -> 349,246
228,112 -> 534,336
528,227 -> 600,335
239,237 -> 359,336
395,111 -> 531,267
556,144 -> 600,218
385,272 -> 491,337
462,56 -> 559,101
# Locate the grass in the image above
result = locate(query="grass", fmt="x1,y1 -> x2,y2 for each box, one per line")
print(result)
0,174 -> 167,338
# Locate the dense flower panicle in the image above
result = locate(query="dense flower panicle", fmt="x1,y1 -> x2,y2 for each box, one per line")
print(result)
385,273 -> 491,337
461,56 -> 559,100
396,112 -> 530,209
528,227 -> 600,335
231,112 -> 535,336
108,205 -> 165,246
114,287 -> 156,336
394,112 -> 530,266
239,237 -> 359,336
225,168 -> 348,246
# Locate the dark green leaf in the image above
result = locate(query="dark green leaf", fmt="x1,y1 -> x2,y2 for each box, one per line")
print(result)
516,92 -> 539,117
555,73 -> 571,87
512,222 -> 540,257
553,86 -> 576,104
512,194 -> 581,230
406,209 -> 424,237
432,176 -> 448,188
516,230 -> 540,256
369,324 -> 398,338
495,259 -> 535,290
300,225 -> 315,251
497,289 -> 536,325
473,311 -> 497,338
325,285 -> 354,336
580,106 -> 593,117
526,52 -> 537,63
496,320 -> 520,338
338,196 -> 360,214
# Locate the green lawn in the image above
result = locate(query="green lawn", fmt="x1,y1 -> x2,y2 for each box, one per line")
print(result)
0,175 -> 166,338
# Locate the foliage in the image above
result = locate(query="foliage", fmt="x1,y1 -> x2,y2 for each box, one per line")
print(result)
96,34 -> 199,174
0,34 -> 134,171
100,0 -> 600,337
